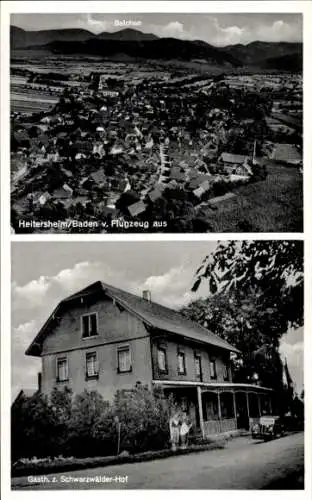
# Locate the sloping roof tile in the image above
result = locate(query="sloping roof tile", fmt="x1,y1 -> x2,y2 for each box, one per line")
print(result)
26,281 -> 240,356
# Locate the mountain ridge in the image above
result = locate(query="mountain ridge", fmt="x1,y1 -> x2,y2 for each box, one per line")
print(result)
10,25 -> 302,70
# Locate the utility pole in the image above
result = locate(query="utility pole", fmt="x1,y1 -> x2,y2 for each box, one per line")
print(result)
252,140 -> 257,165
114,416 -> 121,455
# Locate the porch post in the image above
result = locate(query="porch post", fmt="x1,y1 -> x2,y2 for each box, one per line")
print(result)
257,394 -> 262,417
197,386 -> 205,438
245,392 -> 250,419
217,390 -> 222,420
232,391 -> 237,430
217,390 -> 222,432
233,391 -> 237,419
269,395 -> 273,414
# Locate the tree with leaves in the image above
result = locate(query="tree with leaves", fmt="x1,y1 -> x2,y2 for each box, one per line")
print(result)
112,383 -> 171,453
11,392 -> 57,461
182,241 -> 303,406
66,390 -> 111,456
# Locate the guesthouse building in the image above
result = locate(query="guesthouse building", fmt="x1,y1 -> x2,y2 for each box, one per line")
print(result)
26,281 -> 273,437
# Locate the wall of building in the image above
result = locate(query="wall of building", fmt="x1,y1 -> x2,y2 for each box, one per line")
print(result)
42,296 -> 149,354
38,293 -> 233,400
151,336 -> 232,383
41,336 -> 153,401
40,296 -> 153,400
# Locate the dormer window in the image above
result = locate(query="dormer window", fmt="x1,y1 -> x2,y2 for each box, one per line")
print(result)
81,312 -> 98,338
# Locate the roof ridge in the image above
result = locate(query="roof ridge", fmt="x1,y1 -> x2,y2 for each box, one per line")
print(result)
26,280 -> 239,357
99,281 -> 236,351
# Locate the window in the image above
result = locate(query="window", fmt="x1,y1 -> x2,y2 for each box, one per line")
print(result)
57,357 -> 68,382
194,354 -> 202,381
117,346 -> 132,373
81,313 -> 98,338
86,352 -> 99,379
210,359 -> 217,379
224,363 -> 230,381
177,351 -> 186,374
206,393 -> 219,419
181,397 -> 189,412
220,392 -> 235,418
157,347 -> 167,373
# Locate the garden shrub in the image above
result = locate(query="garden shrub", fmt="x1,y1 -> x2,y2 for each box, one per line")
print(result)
11,384 -> 172,461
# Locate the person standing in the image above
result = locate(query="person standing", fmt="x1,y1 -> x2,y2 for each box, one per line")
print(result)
180,412 -> 192,449
169,411 -> 181,451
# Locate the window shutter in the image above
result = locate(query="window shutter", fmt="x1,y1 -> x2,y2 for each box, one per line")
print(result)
82,315 -> 89,337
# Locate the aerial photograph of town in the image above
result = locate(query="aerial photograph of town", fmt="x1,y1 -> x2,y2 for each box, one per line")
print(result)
10,13 -> 303,233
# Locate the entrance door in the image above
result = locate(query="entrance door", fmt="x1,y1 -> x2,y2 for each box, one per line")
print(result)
235,392 -> 249,430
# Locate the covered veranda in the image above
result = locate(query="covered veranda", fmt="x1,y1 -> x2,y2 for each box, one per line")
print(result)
153,380 -> 274,438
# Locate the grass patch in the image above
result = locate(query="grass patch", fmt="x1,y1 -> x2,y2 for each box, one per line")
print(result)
12,442 -> 224,478
202,165 -> 303,232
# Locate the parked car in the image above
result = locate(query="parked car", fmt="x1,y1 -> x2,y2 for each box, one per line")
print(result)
251,415 -> 285,441
280,414 -> 304,432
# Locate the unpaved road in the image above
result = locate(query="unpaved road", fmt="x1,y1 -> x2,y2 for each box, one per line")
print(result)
12,432 -> 304,490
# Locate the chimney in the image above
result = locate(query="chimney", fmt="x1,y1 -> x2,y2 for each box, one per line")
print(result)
37,372 -> 42,392
142,290 -> 152,302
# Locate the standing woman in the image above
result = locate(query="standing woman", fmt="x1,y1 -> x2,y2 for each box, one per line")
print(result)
180,412 -> 192,449
169,410 -> 181,451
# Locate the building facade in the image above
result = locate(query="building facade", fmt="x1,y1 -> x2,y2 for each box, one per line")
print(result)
26,281 -> 273,437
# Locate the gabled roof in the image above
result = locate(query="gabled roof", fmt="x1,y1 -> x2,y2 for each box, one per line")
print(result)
72,140 -> 93,153
170,167 -> 186,182
220,153 -> 247,164
148,188 -> 163,202
199,180 -> 210,191
188,174 -> 211,190
127,201 -> 146,217
271,143 -> 302,162
90,169 -> 106,184
12,389 -> 37,408
26,281 -> 240,357
13,130 -> 30,143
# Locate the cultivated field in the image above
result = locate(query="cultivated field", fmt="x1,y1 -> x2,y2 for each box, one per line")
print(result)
200,165 -> 303,232
11,90 -> 58,113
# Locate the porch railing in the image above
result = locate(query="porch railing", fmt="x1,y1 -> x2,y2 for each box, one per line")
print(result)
203,418 -> 237,435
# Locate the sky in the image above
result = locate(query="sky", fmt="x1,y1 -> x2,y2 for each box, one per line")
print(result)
11,241 -> 304,400
11,13 -> 303,46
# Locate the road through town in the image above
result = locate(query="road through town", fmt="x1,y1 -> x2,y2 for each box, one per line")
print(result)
12,432 -> 304,490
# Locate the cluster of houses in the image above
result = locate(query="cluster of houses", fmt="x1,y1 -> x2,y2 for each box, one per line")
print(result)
11,69 -> 302,231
